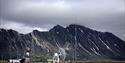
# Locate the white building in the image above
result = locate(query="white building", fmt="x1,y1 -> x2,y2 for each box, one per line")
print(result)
53,53 -> 60,63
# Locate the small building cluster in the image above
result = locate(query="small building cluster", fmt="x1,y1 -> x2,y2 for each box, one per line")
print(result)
8,47 -> 31,63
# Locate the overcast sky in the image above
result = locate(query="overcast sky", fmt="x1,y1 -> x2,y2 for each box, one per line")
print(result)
0,0 -> 125,40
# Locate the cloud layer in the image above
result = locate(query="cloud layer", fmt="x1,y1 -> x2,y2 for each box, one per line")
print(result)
0,0 -> 125,40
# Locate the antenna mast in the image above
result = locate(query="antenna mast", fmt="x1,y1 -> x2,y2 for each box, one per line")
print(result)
74,24 -> 77,63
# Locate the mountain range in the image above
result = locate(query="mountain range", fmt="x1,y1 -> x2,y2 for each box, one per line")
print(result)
0,24 -> 125,60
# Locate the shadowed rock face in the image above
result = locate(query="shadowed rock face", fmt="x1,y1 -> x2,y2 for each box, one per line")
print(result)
0,24 -> 125,60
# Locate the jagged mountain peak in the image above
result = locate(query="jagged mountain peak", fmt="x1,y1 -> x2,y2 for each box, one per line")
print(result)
0,28 -> 16,32
32,29 -> 41,33
52,24 -> 64,29
0,24 -> 125,60
0,28 -> 23,36
68,24 -> 86,28
49,24 -> 65,33
67,24 -> 95,32
54,24 -> 64,28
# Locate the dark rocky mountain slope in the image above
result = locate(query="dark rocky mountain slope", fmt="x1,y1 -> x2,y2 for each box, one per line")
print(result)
0,24 -> 125,60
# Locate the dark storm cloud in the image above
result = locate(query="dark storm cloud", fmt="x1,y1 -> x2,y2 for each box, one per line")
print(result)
0,0 -> 125,40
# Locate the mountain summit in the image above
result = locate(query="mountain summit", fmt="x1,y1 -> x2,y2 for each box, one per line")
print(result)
0,24 -> 125,60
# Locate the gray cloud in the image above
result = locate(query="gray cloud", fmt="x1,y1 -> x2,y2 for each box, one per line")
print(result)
0,0 -> 125,40
0,19 -> 48,33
